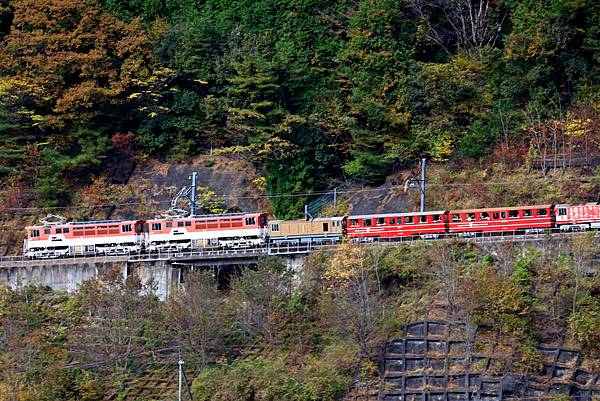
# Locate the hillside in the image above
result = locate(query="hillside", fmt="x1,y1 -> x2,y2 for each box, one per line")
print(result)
0,0 -> 598,220
3,238 -> 600,400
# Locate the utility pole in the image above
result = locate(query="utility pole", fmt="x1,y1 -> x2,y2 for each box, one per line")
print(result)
189,172 -> 197,217
420,158 -> 426,212
178,359 -> 184,401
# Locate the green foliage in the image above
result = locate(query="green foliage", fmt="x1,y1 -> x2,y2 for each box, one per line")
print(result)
192,342 -> 357,401
569,295 -> 600,356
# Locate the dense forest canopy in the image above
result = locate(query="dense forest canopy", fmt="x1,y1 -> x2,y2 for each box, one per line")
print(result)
0,0 -> 598,216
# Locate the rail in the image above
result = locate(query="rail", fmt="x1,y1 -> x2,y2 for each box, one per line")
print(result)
1,229 -> 598,268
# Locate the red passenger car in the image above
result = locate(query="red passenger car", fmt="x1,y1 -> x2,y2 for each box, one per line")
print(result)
447,205 -> 553,234
346,211 -> 448,239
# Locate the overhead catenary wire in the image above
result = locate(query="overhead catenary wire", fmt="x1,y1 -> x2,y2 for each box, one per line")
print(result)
0,175 -> 598,212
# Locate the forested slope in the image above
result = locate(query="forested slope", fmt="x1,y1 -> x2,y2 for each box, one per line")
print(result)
0,0 -> 598,218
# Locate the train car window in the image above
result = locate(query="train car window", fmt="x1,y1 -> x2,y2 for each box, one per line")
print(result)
558,208 -> 567,216
185,221 -> 191,227
523,210 -> 532,217
480,212 -> 489,220
31,229 -> 40,238
492,212 -> 499,219
44,229 -> 50,234
245,217 -> 256,225
323,223 -> 329,232
349,219 -> 359,226
432,215 -> 441,223
74,227 -> 83,231
537,209 -> 547,216
419,215 -> 427,223
377,218 -> 385,225
177,222 -> 184,227
56,228 -> 62,234
271,224 -> 280,232
151,223 -> 162,231
364,219 -> 372,227
452,214 -> 461,222
166,222 -> 172,228
63,228 -> 69,233
466,213 -> 476,221
501,212 -> 507,219
509,210 -> 519,218
405,216 -> 414,224
389,218 -> 395,224
122,224 -> 132,232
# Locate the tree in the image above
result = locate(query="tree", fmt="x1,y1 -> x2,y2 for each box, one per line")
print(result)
411,0 -> 507,57
69,267 -> 161,369
164,271 -> 226,367
229,256 -> 294,345
321,244 -> 386,356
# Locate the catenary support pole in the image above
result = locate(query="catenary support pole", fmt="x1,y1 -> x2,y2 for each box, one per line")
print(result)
420,158 -> 426,212
190,172 -> 197,217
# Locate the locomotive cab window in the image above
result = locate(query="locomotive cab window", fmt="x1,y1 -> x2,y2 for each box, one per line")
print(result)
31,229 -> 40,238
166,222 -> 172,228
271,224 -> 280,232
245,217 -> 256,225
537,209 -> 547,216
178,222 -> 184,227
405,216 -> 414,224
432,215 -> 441,223
376,218 -> 385,225
480,212 -> 489,220
122,224 -> 132,233
419,215 -> 427,223
323,223 -> 329,232
44,229 -> 50,234
452,214 -> 461,222
558,208 -> 567,216
185,221 -> 191,227
63,228 -> 69,233
56,228 -> 62,234
523,210 -> 532,218
509,210 -> 519,218
151,223 -> 162,231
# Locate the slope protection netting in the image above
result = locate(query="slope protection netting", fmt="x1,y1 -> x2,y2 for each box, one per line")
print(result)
380,321 -> 600,401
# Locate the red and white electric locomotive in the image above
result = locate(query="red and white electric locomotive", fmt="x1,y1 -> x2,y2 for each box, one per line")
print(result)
144,213 -> 268,252
24,219 -> 145,258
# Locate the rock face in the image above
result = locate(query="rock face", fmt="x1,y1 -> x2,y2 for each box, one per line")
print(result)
115,154 -> 269,218
339,171 -> 415,215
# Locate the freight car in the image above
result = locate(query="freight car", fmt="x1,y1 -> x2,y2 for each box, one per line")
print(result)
268,217 -> 344,245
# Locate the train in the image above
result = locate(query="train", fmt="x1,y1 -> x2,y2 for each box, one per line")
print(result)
23,203 -> 600,258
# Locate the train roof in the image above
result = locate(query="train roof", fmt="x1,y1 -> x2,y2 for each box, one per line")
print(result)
269,216 -> 344,224
26,219 -> 134,229
147,212 -> 260,221
450,204 -> 553,213
348,210 -> 447,219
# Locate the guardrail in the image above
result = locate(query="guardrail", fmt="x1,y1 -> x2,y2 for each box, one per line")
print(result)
1,229 -> 597,269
